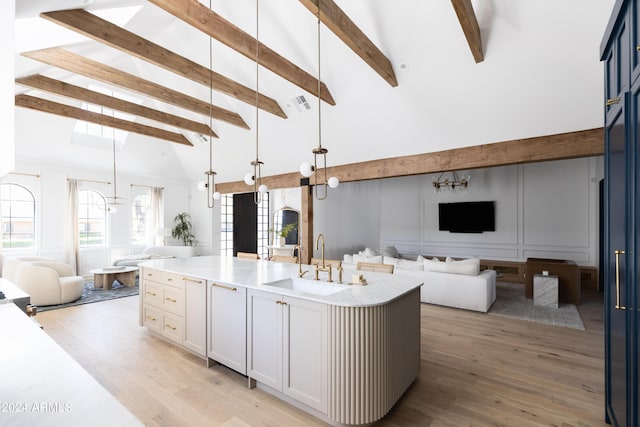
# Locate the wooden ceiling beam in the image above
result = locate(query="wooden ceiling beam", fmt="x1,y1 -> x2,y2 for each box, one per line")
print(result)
298,0 -> 398,87
148,0 -> 336,106
41,9 -> 286,119
216,128 -> 604,193
451,0 -> 484,63
16,74 -> 218,138
15,94 -> 193,146
22,48 -> 249,130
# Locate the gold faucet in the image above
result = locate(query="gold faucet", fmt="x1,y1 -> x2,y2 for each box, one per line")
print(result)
314,234 -> 333,282
294,244 -> 308,278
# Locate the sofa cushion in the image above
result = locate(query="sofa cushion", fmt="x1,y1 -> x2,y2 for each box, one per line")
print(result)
424,257 -> 480,275
397,258 -> 424,271
353,254 -> 383,264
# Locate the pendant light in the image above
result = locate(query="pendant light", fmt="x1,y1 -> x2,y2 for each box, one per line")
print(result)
106,133 -> 125,214
244,0 -> 267,204
299,0 -> 339,200
197,0 -> 220,208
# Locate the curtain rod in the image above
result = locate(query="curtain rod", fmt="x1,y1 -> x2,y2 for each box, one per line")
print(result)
130,184 -> 165,190
8,172 -> 40,178
67,178 -> 111,185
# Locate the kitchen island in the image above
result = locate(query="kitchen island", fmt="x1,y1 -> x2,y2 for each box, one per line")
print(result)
139,256 -> 422,426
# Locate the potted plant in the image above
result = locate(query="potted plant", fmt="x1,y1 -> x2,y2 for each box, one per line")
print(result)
278,222 -> 296,246
171,212 -> 197,246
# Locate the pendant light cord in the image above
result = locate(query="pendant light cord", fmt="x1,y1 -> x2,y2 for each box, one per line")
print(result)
209,0 -> 213,172
317,2 -> 322,150
255,0 -> 260,163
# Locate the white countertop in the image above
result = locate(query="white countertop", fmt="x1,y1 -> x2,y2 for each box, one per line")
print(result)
140,256 -> 423,308
0,303 -> 142,426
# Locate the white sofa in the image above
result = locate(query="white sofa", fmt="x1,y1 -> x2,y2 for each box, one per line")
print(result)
2,257 -> 84,306
112,246 -> 196,267
343,248 -> 496,312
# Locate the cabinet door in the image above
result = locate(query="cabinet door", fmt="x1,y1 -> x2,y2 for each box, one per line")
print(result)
605,91 -> 629,427
247,289 -> 282,390
606,13 -> 630,124
283,296 -> 327,414
183,277 -> 206,357
208,282 -> 247,375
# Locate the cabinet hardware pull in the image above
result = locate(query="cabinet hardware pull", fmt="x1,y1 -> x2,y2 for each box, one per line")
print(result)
146,315 -> 156,321
165,324 -> 176,330
167,278 -> 172,281
184,277 -> 203,284
165,297 -> 177,303
606,98 -> 621,106
212,283 -> 236,291
147,273 -> 153,276
615,250 -> 626,310
275,300 -> 287,305
146,291 -> 157,296
637,45 -> 640,51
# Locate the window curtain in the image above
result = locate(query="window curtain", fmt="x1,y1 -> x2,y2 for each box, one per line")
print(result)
150,187 -> 164,246
64,179 -> 80,274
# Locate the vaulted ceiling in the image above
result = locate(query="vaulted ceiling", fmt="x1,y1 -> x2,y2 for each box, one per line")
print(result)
14,0 -> 614,184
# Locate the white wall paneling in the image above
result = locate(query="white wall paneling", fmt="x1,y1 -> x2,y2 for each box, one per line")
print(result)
0,0 -> 14,177
314,157 -> 603,267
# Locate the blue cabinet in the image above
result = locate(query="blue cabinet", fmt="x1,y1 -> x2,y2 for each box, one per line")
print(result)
602,1 -> 640,425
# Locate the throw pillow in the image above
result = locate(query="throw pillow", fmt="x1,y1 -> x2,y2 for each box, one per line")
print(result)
343,254 -> 354,264
362,247 -> 381,257
383,256 -> 400,266
381,246 -> 400,258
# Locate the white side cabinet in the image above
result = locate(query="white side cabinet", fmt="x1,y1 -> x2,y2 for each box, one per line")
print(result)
247,289 -> 327,414
207,282 -> 247,375
140,267 -> 206,359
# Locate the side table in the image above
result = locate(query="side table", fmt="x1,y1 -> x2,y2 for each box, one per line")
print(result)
533,274 -> 559,308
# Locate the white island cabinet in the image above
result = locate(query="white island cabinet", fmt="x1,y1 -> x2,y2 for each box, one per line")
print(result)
139,256 -> 422,426
208,282 -> 247,374
247,289 -> 327,413
140,267 -> 206,358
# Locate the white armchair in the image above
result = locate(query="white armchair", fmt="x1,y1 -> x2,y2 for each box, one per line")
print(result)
13,261 -> 84,306
1,256 -> 55,283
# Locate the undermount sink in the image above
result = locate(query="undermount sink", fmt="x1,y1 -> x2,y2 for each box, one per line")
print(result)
264,278 -> 349,296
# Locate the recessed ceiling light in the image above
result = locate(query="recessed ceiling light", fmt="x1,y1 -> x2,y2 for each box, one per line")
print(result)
399,63 -> 409,71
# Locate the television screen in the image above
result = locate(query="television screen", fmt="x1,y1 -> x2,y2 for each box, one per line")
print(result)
438,201 -> 495,233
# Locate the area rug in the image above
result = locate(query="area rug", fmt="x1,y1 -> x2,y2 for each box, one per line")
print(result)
38,280 -> 139,312
488,282 -> 585,330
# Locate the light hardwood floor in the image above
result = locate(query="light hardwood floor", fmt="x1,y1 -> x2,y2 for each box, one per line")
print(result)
36,288 -> 606,426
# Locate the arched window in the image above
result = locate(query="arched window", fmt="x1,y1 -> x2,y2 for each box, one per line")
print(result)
1,183 -> 36,250
78,189 -> 107,247
131,193 -> 151,245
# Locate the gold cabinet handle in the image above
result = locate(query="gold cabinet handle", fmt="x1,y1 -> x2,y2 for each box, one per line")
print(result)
146,291 -> 157,296
615,250 -> 626,310
165,297 -> 177,303
211,283 -> 236,291
637,45 -> 640,51
275,300 -> 287,305
147,273 -> 153,276
165,324 -> 176,330
167,278 -> 172,281
606,98 -> 621,106
146,315 -> 156,321
184,277 -> 203,284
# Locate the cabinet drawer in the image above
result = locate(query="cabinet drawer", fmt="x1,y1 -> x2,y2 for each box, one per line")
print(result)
163,286 -> 184,315
143,305 -> 162,333
142,268 -> 183,288
143,280 -> 163,307
162,312 -> 184,343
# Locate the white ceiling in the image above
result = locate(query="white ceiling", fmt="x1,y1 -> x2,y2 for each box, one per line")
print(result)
14,0 -> 615,184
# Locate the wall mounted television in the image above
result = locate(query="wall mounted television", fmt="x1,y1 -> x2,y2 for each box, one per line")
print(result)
438,201 -> 495,233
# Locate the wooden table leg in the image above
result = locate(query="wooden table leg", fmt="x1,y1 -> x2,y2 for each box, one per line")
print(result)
116,270 -> 137,287
94,274 -> 104,289
103,273 -> 115,290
